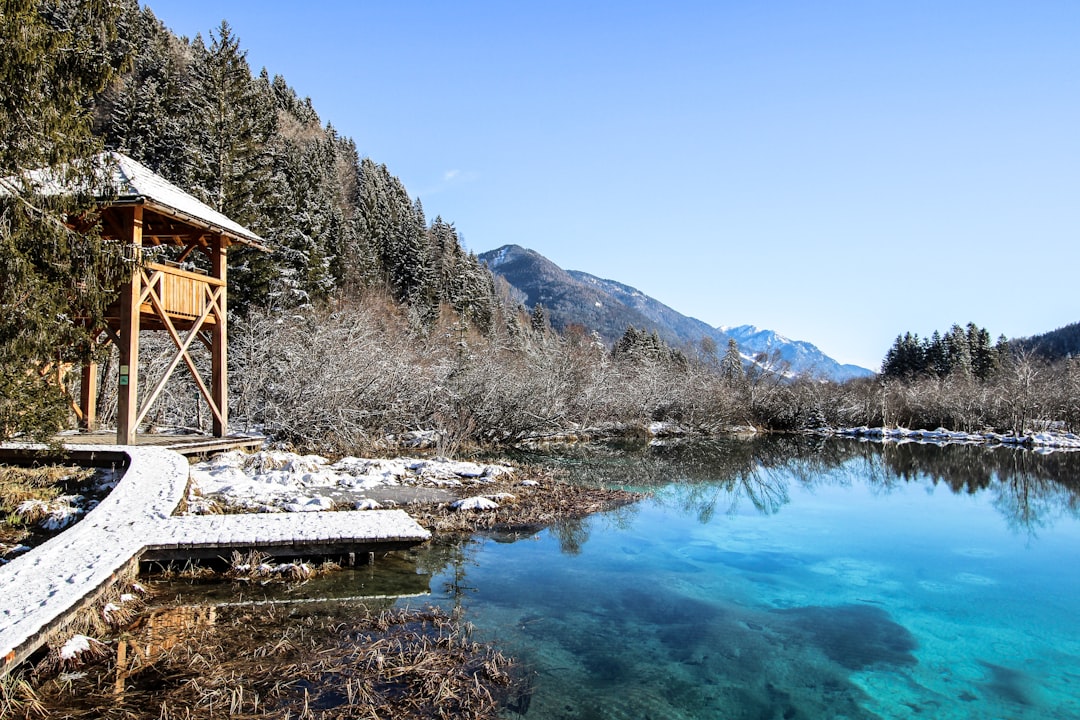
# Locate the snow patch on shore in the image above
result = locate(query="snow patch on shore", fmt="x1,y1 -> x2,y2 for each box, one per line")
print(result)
818,426 -> 1080,451
187,450 -> 515,513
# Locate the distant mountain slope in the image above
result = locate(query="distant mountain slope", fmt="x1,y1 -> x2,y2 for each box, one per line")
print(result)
720,325 -> 875,383
566,271 -> 721,348
1014,321 -> 1080,360
480,245 -> 875,382
480,245 -> 669,344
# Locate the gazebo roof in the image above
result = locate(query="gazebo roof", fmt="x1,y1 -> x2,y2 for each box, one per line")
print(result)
1,152 -> 269,251
100,152 -> 268,250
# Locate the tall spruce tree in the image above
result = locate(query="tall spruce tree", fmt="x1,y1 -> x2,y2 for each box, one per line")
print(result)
186,21 -> 276,313
720,338 -> 745,386
0,0 -> 135,439
98,7 -> 189,181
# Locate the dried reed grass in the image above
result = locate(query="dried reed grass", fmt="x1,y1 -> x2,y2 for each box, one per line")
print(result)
28,603 -> 529,719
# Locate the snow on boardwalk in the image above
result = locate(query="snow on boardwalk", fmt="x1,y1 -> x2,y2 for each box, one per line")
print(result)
146,510 -> 430,561
0,445 -> 429,676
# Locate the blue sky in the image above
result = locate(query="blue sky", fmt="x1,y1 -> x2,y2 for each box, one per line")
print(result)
146,1 -> 1080,370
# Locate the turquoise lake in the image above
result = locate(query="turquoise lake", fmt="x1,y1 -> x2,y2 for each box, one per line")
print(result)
412,437 -> 1080,719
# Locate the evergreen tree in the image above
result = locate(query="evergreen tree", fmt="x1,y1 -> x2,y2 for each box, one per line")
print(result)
881,332 -> 924,378
98,7 -> 189,182
968,323 -> 996,380
0,0 -> 134,439
720,338 -> 745,386
944,324 -> 972,379
531,303 -> 549,334
612,326 -> 684,364
922,331 -> 944,377
185,22 -> 277,312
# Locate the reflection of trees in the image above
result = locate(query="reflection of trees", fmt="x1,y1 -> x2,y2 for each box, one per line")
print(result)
518,435 -> 1080,534
984,469 -> 1080,534
415,537 -> 483,610
868,442 -> 1080,534
552,517 -> 589,555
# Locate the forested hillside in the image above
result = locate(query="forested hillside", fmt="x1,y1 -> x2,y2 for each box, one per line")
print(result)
1015,322 -> 1080,361
93,7 -> 504,330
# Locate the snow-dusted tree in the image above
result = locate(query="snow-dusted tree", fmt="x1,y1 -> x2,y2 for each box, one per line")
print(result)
968,322 -> 996,380
185,21 -> 275,218
944,324 -> 973,379
881,332 -> 924,378
531,303 -> 549,335
0,0 -> 135,440
358,158 -> 427,305
184,22 -> 277,313
720,338 -> 745,386
98,7 -> 190,182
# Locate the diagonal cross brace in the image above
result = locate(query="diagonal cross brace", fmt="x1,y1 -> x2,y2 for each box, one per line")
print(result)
132,268 -> 225,429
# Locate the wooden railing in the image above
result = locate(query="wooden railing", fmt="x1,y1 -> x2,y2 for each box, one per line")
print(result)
140,262 -> 224,322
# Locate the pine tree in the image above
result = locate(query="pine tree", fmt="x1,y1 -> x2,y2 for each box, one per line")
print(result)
98,7 -> 189,182
531,303 -> 549,334
945,324 -> 972,379
720,338 -> 745,386
924,330 -> 948,377
881,332 -> 924,378
0,0 -> 135,439
968,323 -> 995,380
185,22 -> 276,313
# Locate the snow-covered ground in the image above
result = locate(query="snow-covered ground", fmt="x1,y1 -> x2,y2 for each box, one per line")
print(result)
817,426 -> 1080,452
187,450 -> 517,514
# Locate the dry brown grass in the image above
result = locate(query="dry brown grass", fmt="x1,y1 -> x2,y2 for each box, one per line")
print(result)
409,468 -> 645,535
0,465 -> 94,547
28,604 -> 530,719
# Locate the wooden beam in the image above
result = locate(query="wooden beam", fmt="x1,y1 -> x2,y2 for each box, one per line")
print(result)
79,360 -> 97,430
116,206 -> 143,445
176,242 -> 200,264
211,234 -> 228,437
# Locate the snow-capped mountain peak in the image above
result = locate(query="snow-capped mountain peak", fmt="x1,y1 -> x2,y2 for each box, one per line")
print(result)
478,245 -> 874,382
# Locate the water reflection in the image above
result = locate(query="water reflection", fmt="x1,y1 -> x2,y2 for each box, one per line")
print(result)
446,438 -> 1080,718
527,436 -> 1080,535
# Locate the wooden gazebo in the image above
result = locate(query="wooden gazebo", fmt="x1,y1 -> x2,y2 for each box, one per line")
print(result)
74,152 -> 270,445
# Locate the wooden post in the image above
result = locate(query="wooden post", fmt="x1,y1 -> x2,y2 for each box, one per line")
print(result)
79,359 -> 97,430
116,206 -> 143,445
211,234 -> 228,437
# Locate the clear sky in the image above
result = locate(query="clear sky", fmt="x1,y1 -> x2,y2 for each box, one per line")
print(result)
145,0 -> 1080,370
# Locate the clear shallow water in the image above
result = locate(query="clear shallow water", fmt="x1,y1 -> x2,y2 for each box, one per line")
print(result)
420,439 -> 1080,719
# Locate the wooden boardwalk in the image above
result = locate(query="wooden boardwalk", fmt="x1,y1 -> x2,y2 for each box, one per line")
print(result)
0,444 -> 430,676
57,431 -> 265,456
145,510 -> 430,562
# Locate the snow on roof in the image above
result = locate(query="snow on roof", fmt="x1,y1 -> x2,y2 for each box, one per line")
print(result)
1,152 -> 267,249
103,152 -> 267,248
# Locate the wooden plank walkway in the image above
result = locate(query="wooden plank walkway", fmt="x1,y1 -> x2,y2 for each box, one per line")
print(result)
57,431 -> 265,456
0,444 -> 430,676
145,511 -> 430,562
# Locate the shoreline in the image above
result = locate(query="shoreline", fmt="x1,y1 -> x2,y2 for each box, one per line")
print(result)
813,425 -> 1080,451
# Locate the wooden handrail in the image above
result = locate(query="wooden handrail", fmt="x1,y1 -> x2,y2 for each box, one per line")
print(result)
145,261 -> 225,287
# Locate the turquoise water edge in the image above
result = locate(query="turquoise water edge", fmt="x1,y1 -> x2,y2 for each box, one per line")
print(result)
419,439 -> 1080,719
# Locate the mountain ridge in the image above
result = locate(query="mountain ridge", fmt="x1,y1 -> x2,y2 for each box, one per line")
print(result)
479,244 -> 875,382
